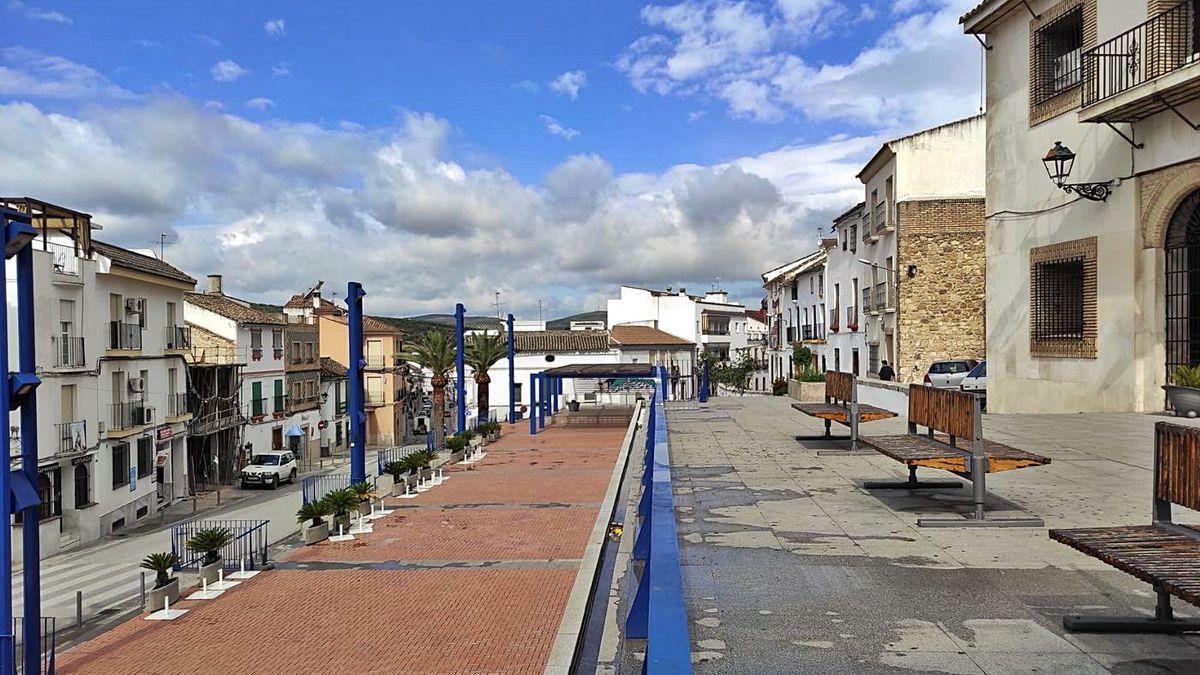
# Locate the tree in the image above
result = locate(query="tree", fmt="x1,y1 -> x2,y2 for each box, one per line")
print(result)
711,354 -> 758,396
466,330 -> 507,425
404,331 -> 456,448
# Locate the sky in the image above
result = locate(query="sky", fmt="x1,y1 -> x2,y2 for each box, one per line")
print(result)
0,0 -> 984,318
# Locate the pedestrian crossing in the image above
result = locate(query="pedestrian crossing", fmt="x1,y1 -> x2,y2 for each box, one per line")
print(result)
11,544 -> 159,622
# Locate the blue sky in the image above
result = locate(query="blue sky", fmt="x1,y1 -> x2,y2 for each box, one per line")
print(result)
0,0 -> 981,317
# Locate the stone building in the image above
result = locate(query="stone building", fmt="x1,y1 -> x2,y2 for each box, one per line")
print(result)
963,0 -> 1200,412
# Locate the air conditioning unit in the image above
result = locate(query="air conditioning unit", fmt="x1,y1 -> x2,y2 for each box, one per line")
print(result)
143,407 -> 156,424
125,297 -> 145,314
127,377 -> 145,393
97,421 -> 105,435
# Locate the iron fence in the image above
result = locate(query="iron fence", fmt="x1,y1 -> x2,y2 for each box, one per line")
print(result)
1082,0 -> 1197,107
108,321 -> 141,350
12,617 -> 54,675
165,325 -> 191,350
376,446 -> 420,476
302,472 -> 351,505
110,402 -> 145,430
51,336 -> 84,368
170,519 -> 269,571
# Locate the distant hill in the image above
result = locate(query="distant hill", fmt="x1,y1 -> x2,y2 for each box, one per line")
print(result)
407,313 -> 505,330
547,310 -> 607,330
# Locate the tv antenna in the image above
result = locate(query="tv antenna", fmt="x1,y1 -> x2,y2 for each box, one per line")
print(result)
150,233 -> 174,261
491,290 -> 504,319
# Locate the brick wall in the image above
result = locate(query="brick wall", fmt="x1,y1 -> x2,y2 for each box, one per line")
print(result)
895,198 -> 986,383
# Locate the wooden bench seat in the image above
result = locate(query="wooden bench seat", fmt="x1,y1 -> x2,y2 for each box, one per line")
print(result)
862,433 -> 1050,474
1049,421 -> 1200,633
791,402 -> 896,425
1051,524 -> 1200,608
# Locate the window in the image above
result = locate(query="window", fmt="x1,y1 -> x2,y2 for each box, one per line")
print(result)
1032,5 -> 1083,105
514,382 -> 523,403
137,437 -> 153,478
1030,237 -> 1097,358
252,381 -> 264,416
74,462 -> 91,508
112,443 -> 130,489
251,328 -> 263,360
869,344 -> 880,374
137,298 -> 147,329
272,329 -> 283,358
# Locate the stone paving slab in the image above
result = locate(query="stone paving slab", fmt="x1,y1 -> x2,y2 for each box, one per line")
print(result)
621,397 -> 1200,674
56,421 -> 631,675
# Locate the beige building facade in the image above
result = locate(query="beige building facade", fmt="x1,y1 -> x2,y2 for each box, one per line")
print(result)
964,0 -> 1200,412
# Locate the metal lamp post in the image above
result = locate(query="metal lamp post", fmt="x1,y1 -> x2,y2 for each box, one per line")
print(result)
507,313 -> 515,424
347,282 -> 367,485
454,303 -> 466,432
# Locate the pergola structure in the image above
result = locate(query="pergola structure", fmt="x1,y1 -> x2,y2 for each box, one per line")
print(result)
528,363 -> 665,435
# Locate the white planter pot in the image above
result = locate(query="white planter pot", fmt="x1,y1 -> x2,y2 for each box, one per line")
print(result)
303,521 -> 329,545
198,560 -> 222,586
147,577 -> 180,611
357,501 -> 372,517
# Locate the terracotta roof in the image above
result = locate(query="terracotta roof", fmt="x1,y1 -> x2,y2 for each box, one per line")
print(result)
324,314 -> 404,335
513,330 -> 611,353
92,240 -> 196,285
285,295 -> 345,315
609,325 -> 693,347
185,292 -> 286,325
746,309 -> 768,324
320,356 -> 348,378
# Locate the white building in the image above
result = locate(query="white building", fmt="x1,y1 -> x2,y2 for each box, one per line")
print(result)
737,309 -> 771,392
5,199 -> 195,557
606,284 -> 751,369
825,204 -> 871,376
762,249 -> 828,383
963,0 -> 1200,412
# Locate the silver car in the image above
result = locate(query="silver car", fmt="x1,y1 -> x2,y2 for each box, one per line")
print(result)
923,359 -> 978,389
959,360 -> 986,409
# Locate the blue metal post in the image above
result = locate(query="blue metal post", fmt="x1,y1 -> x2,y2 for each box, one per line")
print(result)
507,314 -> 515,424
455,303 -> 466,434
528,373 -> 538,435
537,373 -> 547,429
0,221 -> 12,675
347,282 -> 367,485
16,233 -> 40,675
699,360 -> 709,403
551,377 -> 559,414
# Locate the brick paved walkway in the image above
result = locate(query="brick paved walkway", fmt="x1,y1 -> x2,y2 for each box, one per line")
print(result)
56,423 -> 629,675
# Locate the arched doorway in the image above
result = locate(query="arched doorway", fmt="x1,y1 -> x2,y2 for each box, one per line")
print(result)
1164,189 -> 1200,380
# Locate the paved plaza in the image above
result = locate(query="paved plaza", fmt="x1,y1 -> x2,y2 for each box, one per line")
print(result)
54,423 -> 632,675
643,396 -> 1200,674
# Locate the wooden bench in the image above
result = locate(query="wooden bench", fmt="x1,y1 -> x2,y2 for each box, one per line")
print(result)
792,371 -> 897,454
1049,421 -> 1200,633
860,385 -> 1050,528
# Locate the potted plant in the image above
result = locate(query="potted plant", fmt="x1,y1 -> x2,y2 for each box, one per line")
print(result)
1166,365 -> 1200,417
322,488 -> 359,533
445,435 -> 468,463
384,459 -> 411,496
296,501 -> 331,545
349,481 -> 377,516
481,420 -> 501,442
140,552 -> 181,610
414,449 -> 437,482
463,428 -> 482,450
568,400 -> 581,412
186,527 -> 233,585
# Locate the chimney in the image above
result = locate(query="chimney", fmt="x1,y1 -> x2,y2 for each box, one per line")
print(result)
208,274 -> 223,295
678,287 -> 687,296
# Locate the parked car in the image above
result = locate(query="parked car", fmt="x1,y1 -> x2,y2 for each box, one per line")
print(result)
959,360 -> 987,409
240,450 -> 297,489
923,359 -> 979,389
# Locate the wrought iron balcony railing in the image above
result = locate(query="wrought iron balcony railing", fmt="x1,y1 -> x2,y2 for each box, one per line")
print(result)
1082,1 -> 1199,107
53,335 -> 85,368
109,321 -> 141,350
110,402 -> 146,430
165,325 -> 192,350
57,421 -> 86,454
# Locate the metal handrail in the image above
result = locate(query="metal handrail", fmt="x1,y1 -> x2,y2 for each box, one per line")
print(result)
1082,0 -> 1197,106
170,519 -> 269,571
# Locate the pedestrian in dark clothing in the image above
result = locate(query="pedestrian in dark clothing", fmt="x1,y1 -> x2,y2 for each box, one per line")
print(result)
878,360 -> 895,382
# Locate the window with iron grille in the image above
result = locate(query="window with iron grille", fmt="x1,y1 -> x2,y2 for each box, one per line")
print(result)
1032,6 -> 1083,105
1030,237 -> 1096,358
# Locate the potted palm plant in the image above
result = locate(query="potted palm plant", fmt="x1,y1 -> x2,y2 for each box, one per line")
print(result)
384,459 -> 411,496
1166,365 -> 1200,417
140,551 -> 181,610
404,332 -> 456,450
186,527 -> 233,585
445,435 -> 468,463
349,481 -> 377,516
467,331 -> 506,431
322,488 -> 359,533
296,501 -> 331,545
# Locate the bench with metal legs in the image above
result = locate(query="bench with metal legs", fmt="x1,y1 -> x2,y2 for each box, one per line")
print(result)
792,371 -> 897,456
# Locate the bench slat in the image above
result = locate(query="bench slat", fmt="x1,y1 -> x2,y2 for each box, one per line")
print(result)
791,402 -> 897,425
860,433 -> 1051,473
1051,524 -> 1200,608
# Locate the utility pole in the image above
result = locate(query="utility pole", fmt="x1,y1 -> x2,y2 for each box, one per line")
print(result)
492,290 -> 503,319
537,299 -> 543,322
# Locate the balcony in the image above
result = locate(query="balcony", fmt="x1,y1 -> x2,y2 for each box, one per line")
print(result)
366,354 -> 386,369
190,402 -> 241,435
845,305 -> 859,331
111,402 -> 146,431
862,288 -> 873,316
272,395 -> 288,418
53,335 -> 85,368
108,321 -> 141,351
56,421 -> 86,455
875,283 -> 895,313
366,390 -> 387,406
168,392 -> 189,418
785,326 -> 797,344
336,401 -> 348,415
801,324 -> 826,342
1080,2 -> 1200,124
289,393 -> 321,411
46,241 -> 82,277
829,308 -> 840,333
249,397 -> 269,421
165,325 -> 192,351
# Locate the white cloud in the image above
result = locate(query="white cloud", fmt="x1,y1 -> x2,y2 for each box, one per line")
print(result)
211,60 -> 248,82
0,47 -> 133,99
197,34 -> 222,48
246,97 -> 275,110
271,61 -> 291,77
0,93 -> 871,315
618,0 -> 981,129
6,1 -> 71,24
539,115 -> 580,140
130,38 -> 161,49
264,18 -> 285,36
549,70 -> 587,100
511,79 -> 539,93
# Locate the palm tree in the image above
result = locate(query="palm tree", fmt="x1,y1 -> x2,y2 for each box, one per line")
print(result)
405,331 -> 456,448
467,331 -> 507,426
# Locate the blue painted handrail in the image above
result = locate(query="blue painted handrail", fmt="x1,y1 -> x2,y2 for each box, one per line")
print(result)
627,366 -> 692,673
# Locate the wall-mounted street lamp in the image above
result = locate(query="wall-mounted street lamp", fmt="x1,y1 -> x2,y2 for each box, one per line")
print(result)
1042,141 -> 1113,202
857,258 -> 916,279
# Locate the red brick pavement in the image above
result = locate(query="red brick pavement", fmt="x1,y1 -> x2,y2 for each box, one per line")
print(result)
56,421 -> 630,675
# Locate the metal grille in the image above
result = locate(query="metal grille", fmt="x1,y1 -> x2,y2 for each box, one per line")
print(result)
1082,0 -> 1198,107
1033,6 -> 1084,105
1165,190 -> 1200,381
1032,258 -> 1085,341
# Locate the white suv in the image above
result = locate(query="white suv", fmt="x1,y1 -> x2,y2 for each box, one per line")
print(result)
240,451 -> 298,489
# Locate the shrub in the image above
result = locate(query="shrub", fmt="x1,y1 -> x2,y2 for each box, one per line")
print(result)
349,481 -> 377,502
445,435 -> 468,452
771,378 -> 789,396
296,500 -> 330,527
139,552 -> 180,589
798,369 -> 825,383
1173,365 -> 1200,389
185,527 -> 233,567
384,460 -> 408,481
321,488 -> 360,518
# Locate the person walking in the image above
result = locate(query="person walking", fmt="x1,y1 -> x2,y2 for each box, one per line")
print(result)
878,360 -> 895,382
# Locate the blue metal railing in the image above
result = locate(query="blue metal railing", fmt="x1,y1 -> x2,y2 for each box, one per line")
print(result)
170,519 -> 269,571
301,472 -> 351,505
626,368 -> 692,673
377,446 -> 419,477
